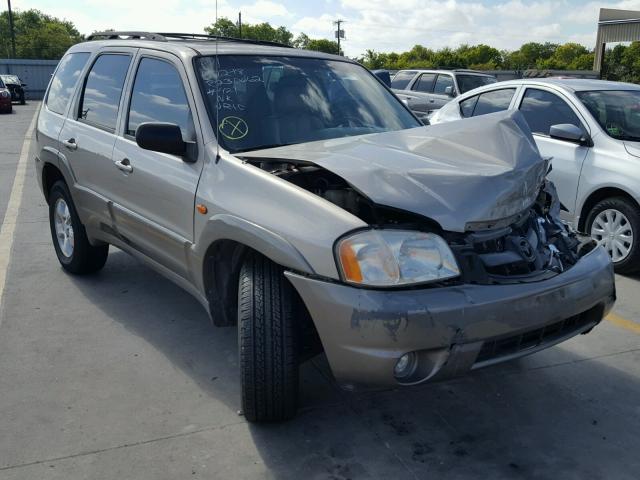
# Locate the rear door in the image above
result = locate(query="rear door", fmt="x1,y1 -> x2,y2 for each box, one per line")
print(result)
406,72 -> 436,115
110,51 -> 204,278
38,51 -> 91,190
517,87 -> 591,217
57,50 -> 135,231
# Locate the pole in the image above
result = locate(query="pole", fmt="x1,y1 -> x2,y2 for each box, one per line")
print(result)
7,0 -> 16,58
238,11 -> 242,38
333,19 -> 343,56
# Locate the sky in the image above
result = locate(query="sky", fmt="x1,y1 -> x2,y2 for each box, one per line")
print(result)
11,0 -> 640,57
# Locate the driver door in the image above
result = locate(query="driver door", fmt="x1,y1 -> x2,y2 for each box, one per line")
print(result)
110,50 -> 204,278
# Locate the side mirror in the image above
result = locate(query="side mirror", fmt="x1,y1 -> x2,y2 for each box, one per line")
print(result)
136,122 -> 187,157
21,83 -> 27,87
549,124 -> 593,147
444,85 -> 455,97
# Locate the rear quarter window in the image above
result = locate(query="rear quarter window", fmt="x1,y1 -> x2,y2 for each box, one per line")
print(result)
46,52 -> 90,115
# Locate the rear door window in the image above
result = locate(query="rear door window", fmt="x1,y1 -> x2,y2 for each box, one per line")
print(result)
519,88 -> 583,135
472,89 -> 516,116
390,71 -> 417,90
126,57 -> 194,140
78,54 -> 131,131
46,52 -> 90,115
412,73 -> 436,93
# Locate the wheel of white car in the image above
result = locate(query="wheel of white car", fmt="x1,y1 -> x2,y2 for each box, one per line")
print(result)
238,252 -> 299,422
586,196 -> 640,274
48,181 -> 109,274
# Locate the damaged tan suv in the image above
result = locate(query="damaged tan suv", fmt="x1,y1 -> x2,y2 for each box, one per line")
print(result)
36,32 -> 616,422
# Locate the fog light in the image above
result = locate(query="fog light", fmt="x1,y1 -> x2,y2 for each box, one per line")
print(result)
394,352 -> 417,379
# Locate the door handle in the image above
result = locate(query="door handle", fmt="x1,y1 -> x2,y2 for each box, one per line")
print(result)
114,158 -> 133,173
63,138 -> 77,150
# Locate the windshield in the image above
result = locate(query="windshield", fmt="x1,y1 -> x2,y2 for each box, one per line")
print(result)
0,79 -> 4,89
1,75 -> 19,85
195,55 -> 420,153
577,90 -> 640,142
456,74 -> 497,94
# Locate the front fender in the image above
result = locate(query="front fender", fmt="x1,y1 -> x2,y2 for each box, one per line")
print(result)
190,213 -> 315,293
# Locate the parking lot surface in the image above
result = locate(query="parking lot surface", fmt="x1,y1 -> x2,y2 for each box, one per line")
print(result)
1,104 -> 639,480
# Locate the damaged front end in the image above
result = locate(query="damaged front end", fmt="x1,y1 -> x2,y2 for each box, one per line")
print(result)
242,156 -> 594,285
237,111 -> 615,388
448,180 -> 597,285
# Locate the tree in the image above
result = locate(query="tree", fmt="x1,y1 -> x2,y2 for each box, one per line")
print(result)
293,32 -> 310,49
306,39 -> 339,55
0,9 -> 83,59
205,17 -> 239,38
205,17 -> 293,45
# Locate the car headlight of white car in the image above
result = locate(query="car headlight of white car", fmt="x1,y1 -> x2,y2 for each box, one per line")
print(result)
336,229 -> 460,287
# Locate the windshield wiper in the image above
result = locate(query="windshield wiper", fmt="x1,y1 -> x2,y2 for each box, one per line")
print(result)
232,142 -> 298,153
616,135 -> 640,142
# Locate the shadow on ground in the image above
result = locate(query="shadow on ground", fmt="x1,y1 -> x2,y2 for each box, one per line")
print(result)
70,250 -> 640,480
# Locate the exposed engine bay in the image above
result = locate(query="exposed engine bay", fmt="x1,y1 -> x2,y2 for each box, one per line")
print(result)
446,180 -> 596,285
244,158 -> 596,285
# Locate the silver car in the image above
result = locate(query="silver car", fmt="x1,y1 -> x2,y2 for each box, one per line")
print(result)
36,33 -> 615,422
431,78 -> 640,273
392,69 -> 497,121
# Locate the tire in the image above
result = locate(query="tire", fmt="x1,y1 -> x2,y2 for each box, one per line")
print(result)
586,196 -> 640,274
238,252 -> 298,422
48,181 -> 108,274
20,94 -> 25,105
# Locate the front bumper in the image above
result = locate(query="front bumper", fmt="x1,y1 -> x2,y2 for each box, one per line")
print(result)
8,87 -> 23,101
286,246 -> 615,389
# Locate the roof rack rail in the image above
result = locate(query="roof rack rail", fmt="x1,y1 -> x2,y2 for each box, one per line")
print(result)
87,31 -> 168,41
86,31 -> 293,48
452,68 -> 490,74
159,32 -> 293,48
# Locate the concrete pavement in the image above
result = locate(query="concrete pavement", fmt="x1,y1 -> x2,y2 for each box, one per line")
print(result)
0,103 -> 639,479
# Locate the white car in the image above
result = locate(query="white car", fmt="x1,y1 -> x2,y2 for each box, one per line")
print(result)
430,78 -> 640,273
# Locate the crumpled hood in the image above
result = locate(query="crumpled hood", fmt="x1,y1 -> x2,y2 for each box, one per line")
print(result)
241,110 -> 547,232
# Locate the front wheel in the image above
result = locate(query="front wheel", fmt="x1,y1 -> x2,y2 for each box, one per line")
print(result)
238,253 -> 299,422
586,196 -> 640,274
48,181 -> 109,274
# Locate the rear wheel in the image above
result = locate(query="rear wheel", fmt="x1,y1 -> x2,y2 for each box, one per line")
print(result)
238,253 -> 299,422
586,196 -> 640,274
48,181 -> 108,274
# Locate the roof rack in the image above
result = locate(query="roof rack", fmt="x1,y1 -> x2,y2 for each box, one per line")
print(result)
86,31 -> 292,48
87,31 -> 168,41
452,69 -> 491,74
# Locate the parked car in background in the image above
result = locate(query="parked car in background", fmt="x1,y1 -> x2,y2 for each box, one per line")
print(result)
430,78 -> 640,273
0,78 -> 12,113
371,69 -> 391,87
391,69 -> 497,121
36,33 -> 615,422
0,74 -> 26,104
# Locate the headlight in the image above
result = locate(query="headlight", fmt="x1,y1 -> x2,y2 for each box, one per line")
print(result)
0,91 -> 9,98
336,229 -> 460,287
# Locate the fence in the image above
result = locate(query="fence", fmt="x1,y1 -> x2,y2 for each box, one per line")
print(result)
0,59 -> 59,100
